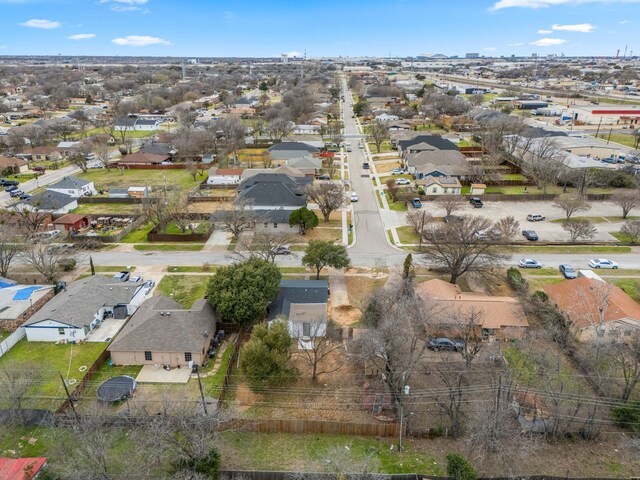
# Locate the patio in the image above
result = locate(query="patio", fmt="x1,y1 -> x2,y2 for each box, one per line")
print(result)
136,364 -> 192,384
86,318 -> 127,342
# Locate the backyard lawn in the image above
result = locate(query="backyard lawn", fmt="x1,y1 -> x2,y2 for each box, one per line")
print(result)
593,132 -> 639,149
396,226 -> 420,244
0,340 -> 107,409
156,275 -> 210,308
77,169 -> 203,192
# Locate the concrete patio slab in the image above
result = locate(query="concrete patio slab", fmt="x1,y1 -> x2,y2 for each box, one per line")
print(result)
136,364 -> 192,384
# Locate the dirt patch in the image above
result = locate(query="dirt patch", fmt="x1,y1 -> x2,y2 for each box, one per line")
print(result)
344,276 -> 387,310
330,305 -> 362,325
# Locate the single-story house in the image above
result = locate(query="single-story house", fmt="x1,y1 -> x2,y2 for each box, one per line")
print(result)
56,141 -> 81,156
108,295 -> 217,367
236,173 -> 309,210
16,191 -> 78,214
0,457 -> 48,480
0,156 -> 29,174
293,124 -> 321,135
375,114 -> 400,122
397,135 -> 459,158
234,97 -> 258,109
418,176 -> 462,195
47,175 -> 95,197
416,279 -> 529,339
52,213 -> 89,232
268,279 -> 329,349
406,150 -> 475,180
117,152 -> 170,166
268,142 -> 320,161
25,146 -> 62,162
0,284 -> 54,331
543,277 -> 640,342
114,116 -> 160,131
285,155 -> 322,176
23,275 -> 148,342
206,167 -> 243,186
139,142 -> 177,157
240,165 -> 307,182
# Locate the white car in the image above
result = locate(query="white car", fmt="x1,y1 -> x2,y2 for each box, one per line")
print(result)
518,259 -> 542,269
350,192 -> 359,202
395,178 -> 411,185
588,258 -> 619,269
391,169 -> 405,175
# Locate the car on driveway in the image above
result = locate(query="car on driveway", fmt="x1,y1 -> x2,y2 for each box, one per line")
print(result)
113,271 -> 131,282
519,259 -> 542,269
19,193 -> 31,200
559,264 -> 577,279
411,198 -> 422,208
395,178 -> 411,185
271,245 -> 291,255
391,168 -> 405,175
317,174 -> 331,180
5,185 -> 18,192
428,337 -> 464,352
350,192 -> 359,202
522,230 -> 539,241
527,214 -> 545,222
588,258 -> 619,269
469,197 -> 483,208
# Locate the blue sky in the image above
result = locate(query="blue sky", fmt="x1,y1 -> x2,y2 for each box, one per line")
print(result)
0,0 -> 638,57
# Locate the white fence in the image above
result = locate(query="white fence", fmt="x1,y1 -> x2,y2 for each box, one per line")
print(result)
0,327 -> 25,358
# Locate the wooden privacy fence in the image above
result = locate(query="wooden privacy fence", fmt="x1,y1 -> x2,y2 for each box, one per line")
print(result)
233,418 -> 402,437
218,334 -> 241,407
56,349 -> 110,414
78,197 -> 145,204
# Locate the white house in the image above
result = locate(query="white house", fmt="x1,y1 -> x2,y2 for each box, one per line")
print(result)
114,116 -> 161,132
206,167 -> 243,186
23,275 -> 148,342
375,114 -> 400,122
16,191 -> 78,214
47,176 -> 95,197
417,176 -> 462,195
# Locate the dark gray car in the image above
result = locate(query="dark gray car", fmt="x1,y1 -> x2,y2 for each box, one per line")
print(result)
428,337 -> 464,352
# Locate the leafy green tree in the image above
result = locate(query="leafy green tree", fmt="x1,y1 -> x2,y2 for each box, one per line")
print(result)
240,320 -> 294,389
446,453 -> 477,480
352,98 -> 369,116
207,258 -> 281,328
289,207 -> 319,234
302,240 -> 350,279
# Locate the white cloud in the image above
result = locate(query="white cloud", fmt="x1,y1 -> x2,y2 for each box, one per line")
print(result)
508,42 -> 524,46
100,0 -> 148,11
530,37 -> 568,46
111,35 -> 171,46
620,19 -> 631,23
537,29 -> 552,33
284,51 -> 302,58
68,33 -> 96,40
19,19 -> 60,29
552,23 -> 595,32
492,0 -> 640,10
484,47 -> 498,51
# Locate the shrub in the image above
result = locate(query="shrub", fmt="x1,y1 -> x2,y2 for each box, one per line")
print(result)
446,453 -> 477,480
58,258 -> 77,272
173,448 -> 220,478
531,290 -> 548,303
611,402 -> 640,433
202,262 -> 210,272
507,267 -> 527,293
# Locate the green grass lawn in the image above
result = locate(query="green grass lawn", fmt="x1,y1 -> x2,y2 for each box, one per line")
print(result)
396,226 -> 420,244
485,185 -> 612,195
0,331 -> 10,341
0,340 -> 107,409
388,200 -> 408,211
379,174 -> 413,183
133,243 -> 204,251
527,277 -> 565,291
593,132 -> 639,149
73,203 -> 140,215
550,216 -> 639,224
367,141 -> 394,153
512,245 -> 631,254
202,342 -> 235,399
161,221 -> 210,235
93,266 -> 137,273
521,267 -> 559,276
156,275 -> 209,308
501,173 -> 527,181
167,265 -> 217,273
77,169 -> 202,192
613,278 -> 640,301
120,222 -> 154,243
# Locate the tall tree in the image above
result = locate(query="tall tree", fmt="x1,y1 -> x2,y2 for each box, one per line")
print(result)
553,194 -> 591,219
611,190 -> 640,219
306,183 -> 344,222
240,320 -> 294,389
302,240 -> 350,279
561,218 -> 597,242
365,122 -> 389,154
0,226 -> 23,277
296,320 -> 344,382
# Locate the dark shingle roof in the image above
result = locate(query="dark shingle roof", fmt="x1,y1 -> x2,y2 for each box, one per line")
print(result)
108,296 -> 217,354
140,142 -> 175,156
114,117 -> 137,128
48,175 -> 91,191
238,173 -> 311,190
25,275 -> 143,328
398,135 -> 458,152
268,280 -> 329,320
236,183 -> 306,208
21,190 -> 76,211
268,142 -> 319,153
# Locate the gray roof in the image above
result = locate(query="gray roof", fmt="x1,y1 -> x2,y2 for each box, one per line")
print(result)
136,119 -> 159,126
406,150 -> 468,168
398,135 -> 458,152
236,182 -> 307,208
210,209 -> 292,224
268,280 -> 329,321
48,175 -> 91,191
108,296 -> 216,354
25,275 -> 143,328
238,173 -> 311,190
268,142 -> 319,153
140,142 -> 175,156
21,190 -> 76,211
114,117 -> 137,128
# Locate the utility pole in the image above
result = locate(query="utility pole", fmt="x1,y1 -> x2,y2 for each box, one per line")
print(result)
398,371 -> 409,451
59,372 -> 79,421
595,117 -> 603,138
197,369 -> 208,415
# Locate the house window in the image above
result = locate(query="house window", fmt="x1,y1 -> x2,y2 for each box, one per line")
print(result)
274,223 -> 278,228
144,351 -> 152,361
58,327 -> 65,335
444,188 -> 448,194
185,352 -> 192,362
432,187 -> 437,193
302,322 -> 311,337
264,222 -> 268,228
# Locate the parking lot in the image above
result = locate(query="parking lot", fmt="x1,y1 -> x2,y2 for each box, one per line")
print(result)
388,199 -> 629,242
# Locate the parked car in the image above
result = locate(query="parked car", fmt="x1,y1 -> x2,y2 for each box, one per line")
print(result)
559,264 -> 577,279
469,197 -> 483,208
19,193 -> 31,200
395,178 -> 411,185
428,337 -> 464,352
411,198 -> 422,208
9,189 -> 23,197
527,214 -> 545,222
588,258 -> 619,269
346,147 -> 352,152
350,192 -> 359,202
391,168 -> 405,175
519,259 -> 542,269
33,166 -> 46,173
89,162 -> 104,169
129,276 -> 143,283
5,185 -> 18,192
317,174 -> 331,180
0,179 -> 18,187
358,143 -> 364,149
522,230 -> 539,241
272,245 -> 291,255
113,271 -> 131,282
362,162 -> 370,169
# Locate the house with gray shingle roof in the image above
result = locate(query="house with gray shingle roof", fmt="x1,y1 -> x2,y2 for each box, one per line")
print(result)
268,142 -> 320,161
47,175 -> 95,197
108,295 -> 217,367
16,190 -> 78,214
23,275 -> 148,342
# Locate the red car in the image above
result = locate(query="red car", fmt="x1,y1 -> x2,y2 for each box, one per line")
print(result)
33,166 -> 46,173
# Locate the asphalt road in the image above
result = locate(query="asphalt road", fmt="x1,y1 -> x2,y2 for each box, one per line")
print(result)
1,164 -> 82,207
341,77 -> 400,265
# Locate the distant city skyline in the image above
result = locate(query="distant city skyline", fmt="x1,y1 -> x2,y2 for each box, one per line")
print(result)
0,0 -> 638,58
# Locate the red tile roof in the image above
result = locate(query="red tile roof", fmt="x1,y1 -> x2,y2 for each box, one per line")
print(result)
0,457 -> 47,480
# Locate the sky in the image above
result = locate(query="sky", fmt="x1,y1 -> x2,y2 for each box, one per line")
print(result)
0,0 -> 638,58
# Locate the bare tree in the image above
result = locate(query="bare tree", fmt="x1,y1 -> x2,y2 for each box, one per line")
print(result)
436,196 -> 466,216
457,308 -> 484,368
216,201 -> 262,240
606,333 -> 640,403
12,205 -> 52,233
420,215 -> 509,284
306,182 -> 344,222
21,242 -> 66,283
93,139 -> 113,170
520,137 -> 564,194
0,363 -> 42,426
611,190 -> 640,219
553,194 -> 591,219
405,210 -> 432,248
0,226 -> 24,277
265,117 -> 294,141
621,219 -> 640,244
570,279 -> 614,363
68,151 -> 89,173
492,215 -> 520,242
561,218 -> 597,242
296,320 -> 344,382
432,363 -> 467,438
236,231 -> 294,263
217,116 -> 246,162
469,93 -> 485,107
365,121 -> 389,154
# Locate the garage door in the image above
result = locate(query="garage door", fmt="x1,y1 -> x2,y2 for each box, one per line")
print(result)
113,305 -> 128,319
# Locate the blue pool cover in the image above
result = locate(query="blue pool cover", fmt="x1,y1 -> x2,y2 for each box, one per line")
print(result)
13,286 -> 42,301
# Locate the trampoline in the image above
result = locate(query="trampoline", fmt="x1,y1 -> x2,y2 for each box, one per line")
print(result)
96,375 -> 136,402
